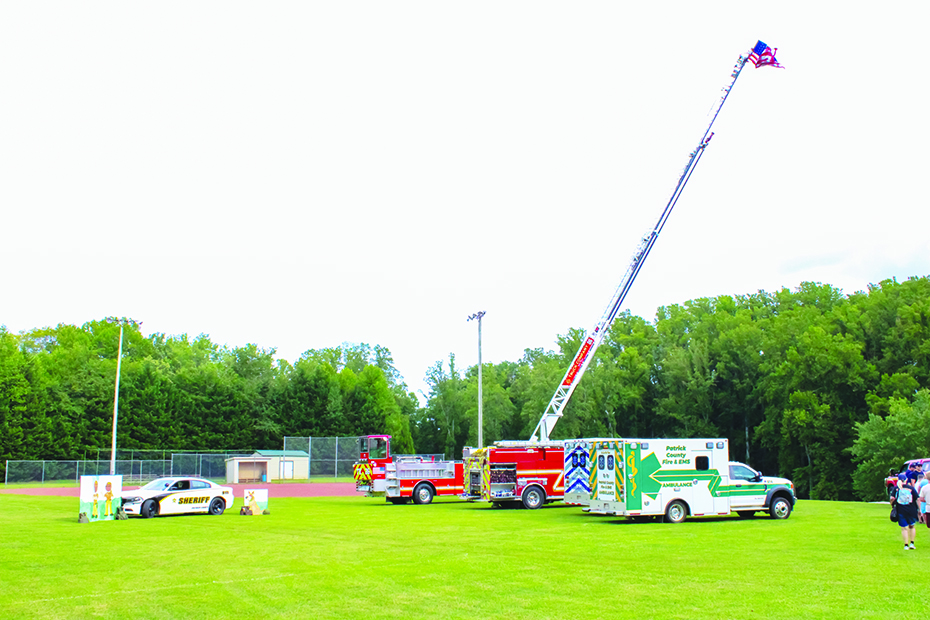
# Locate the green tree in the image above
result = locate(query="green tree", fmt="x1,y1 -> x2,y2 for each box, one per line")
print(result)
851,390 -> 930,500
756,290 -> 877,499
419,355 -> 470,458
0,328 -> 30,471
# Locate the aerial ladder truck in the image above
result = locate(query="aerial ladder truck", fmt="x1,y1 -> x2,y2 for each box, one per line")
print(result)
355,43 -> 778,509
463,47 -> 763,509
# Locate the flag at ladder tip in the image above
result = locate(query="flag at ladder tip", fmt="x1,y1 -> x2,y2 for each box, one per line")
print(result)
748,40 -> 783,68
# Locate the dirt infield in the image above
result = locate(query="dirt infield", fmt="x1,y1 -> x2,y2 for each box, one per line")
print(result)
0,482 -> 358,498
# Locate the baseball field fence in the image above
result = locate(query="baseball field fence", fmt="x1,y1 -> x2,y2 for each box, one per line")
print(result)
4,437 -> 365,484
282,436 -> 362,478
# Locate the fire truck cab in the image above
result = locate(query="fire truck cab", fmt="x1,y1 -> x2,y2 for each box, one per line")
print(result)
354,434 -> 391,495
353,435 -> 466,505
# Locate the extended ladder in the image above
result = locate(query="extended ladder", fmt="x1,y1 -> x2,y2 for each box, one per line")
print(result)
530,51 -> 752,442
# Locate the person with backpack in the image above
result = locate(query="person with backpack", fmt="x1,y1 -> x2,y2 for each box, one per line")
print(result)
918,471 -> 930,529
894,471 -> 921,550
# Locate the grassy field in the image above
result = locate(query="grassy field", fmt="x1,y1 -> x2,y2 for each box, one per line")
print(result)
0,494 -> 914,620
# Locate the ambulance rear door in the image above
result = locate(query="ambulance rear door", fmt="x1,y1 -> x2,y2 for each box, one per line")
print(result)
592,441 -> 622,507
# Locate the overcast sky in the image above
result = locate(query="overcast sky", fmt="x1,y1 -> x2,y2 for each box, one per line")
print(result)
2,2 -> 927,403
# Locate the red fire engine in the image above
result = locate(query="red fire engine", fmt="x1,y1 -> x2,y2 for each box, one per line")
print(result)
462,441 -> 565,509
353,435 -> 465,504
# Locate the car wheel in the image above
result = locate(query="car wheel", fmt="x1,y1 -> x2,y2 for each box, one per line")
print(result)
769,496 -> 792,519
665,500 -> 688,524
412,483 -> 434,505
737,511 -> 756,519
208,497 -> 226,516
521,486 -> 545,510
142,499 -> 159,519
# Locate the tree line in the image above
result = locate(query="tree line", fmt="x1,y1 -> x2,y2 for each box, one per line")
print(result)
2,276 -> 929,500
411,277 -> 930,502
0,331 -> 417,469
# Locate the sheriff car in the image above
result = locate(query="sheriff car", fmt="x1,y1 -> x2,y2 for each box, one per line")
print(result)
120,477 -> 234,518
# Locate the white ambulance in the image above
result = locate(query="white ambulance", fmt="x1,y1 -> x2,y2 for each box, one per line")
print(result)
585,438 -> 795,523
563,438 -> 615,506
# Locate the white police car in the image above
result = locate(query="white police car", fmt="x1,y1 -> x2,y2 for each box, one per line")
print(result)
120,477 -> 234,518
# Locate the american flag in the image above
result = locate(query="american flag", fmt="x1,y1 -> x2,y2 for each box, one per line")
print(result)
748,40 -> 783,69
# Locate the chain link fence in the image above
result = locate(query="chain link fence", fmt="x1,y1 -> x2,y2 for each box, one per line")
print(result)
4,438 -> 364,484
4,450 -> 250,485
283,436 -> 361,478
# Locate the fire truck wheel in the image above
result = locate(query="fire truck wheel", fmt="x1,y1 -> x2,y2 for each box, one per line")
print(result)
413,483 -> 434,505
521,486 -> 545,510
664,500 -> 688,524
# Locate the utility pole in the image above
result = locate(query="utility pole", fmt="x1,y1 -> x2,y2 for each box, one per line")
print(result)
467,311 -> 486,448
106,317 -> 142,475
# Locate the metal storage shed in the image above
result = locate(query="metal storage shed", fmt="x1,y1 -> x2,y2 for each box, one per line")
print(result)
225,450 -> 310,483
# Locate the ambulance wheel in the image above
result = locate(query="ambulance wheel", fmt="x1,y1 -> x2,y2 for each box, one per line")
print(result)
665,500 -> 688,524
413,483 -> 434,505
209,498 -> 226,516
521,486 -> 545,510
141,499 -> 159,519
769,496 -> 792,519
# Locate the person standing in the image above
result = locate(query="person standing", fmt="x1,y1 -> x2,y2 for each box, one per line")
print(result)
899,462 -> 921,485
895,471 -> 920,549
918,472 -> 930,529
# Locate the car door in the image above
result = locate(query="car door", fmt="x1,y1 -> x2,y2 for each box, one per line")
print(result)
165,479 -> 209,515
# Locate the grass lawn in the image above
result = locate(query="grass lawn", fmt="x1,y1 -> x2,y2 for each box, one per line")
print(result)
0,494 -> 913,620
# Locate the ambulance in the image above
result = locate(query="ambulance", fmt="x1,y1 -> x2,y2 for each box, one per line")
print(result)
563,438 -> 614,506
586,438 -> 796,522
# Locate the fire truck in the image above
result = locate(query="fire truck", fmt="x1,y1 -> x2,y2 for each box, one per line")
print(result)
359,48 -> 770,512
463,50 -> 758,510
462,441 -> 565,509
353,434 -> 466,504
